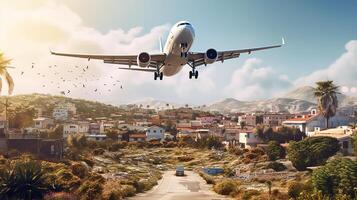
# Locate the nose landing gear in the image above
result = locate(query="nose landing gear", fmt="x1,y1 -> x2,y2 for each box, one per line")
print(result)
180,43 -> 188,58
154,72 -> 163,80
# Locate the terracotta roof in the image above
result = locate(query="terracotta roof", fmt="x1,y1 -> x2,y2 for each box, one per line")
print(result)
284,115 -> 316,122
129,133 -> 146,138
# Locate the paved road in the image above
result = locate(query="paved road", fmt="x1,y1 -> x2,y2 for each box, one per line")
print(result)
129,171 -> 230,200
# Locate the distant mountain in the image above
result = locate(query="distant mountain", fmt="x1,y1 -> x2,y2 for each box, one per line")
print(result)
203,97 -> 316,113
282,86 -> 357,107
203,86 -> 357,114
129,98 -> 184,110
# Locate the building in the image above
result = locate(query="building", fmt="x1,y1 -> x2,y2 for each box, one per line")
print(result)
238,114 -> 259,126
89,122 -> 101,135
63,121 -> 89,137
239,131 -> 261,148
34,117 -> 54,129
6,138 -> 63,160
311,126 -> 355,155
129,133 -> 147,142
87,134 -> 107,141
263,113 -> 295,127
282,109 -> 354,135
146,125 -> 165,141
52,103 -> 76,121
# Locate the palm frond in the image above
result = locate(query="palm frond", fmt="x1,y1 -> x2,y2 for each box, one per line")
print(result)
5,71 -> 14,95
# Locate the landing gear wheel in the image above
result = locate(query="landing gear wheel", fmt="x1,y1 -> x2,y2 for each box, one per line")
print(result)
154,72 -> 158,80
189,71 -> 192,79
159,72 -> 163,80
195,71 -> 199,79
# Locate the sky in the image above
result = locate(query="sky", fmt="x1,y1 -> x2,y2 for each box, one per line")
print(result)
0,0 -> 357,105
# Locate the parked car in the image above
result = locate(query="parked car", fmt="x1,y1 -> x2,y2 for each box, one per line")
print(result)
176,165 -> 184,176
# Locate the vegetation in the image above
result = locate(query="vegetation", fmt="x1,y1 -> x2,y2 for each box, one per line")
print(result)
266,141 -> 286,161
266,161 -> 287,172
255,125 -> 305,143
311,157 -> 357,199
213,179 -> 239,196
288,136 -> 340,170
0,158 -> 48,199
314,81 -> 339,128
0,52 -> 14,95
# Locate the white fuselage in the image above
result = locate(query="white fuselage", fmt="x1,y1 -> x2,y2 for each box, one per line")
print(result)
161,21 -> 195,76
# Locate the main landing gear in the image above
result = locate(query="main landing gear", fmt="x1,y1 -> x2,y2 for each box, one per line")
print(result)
189,69 -> 198,79
154,71 -> 163,80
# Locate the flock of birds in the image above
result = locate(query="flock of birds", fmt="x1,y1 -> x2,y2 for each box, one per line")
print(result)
20,62 -> 124,96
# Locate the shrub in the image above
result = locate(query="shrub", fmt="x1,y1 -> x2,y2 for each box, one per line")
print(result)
199,172 -> 216,184
70,162 -> 88,179
228,146 -> 243,155
213,179 -> 239,195
288,136 -> 340,170
266,161 -> 287,172
177,155 -> 194,162
54,169 -> 81,192
44,192 -> 78,200
77,174 -> 105,200
266,141 -> 286,161
241,189 -> 260,200
93,148 -> 105,155
311,157 -> 357,199
288,181 -> 306,199
120,185 -> 136,197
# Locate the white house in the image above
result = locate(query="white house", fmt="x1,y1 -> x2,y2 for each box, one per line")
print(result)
52,103 -> 77,120
34,117 -> 54,129
311,126 -> 356,155
239,131 -> 261,148
145,125 -> 165,141
283,109 -> 354,136
63,121 -> 89,137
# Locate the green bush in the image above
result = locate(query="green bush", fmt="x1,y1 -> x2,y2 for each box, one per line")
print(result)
213,179 -> 239,196
266,161 -> 287,172
266,141 -> 286,161
288,136 -> 340,170
311,157 -> 357,199
70,162 -> 88,179
241,189 -> 260,200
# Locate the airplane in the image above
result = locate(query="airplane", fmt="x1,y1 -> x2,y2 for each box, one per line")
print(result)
51,21 -> 284,80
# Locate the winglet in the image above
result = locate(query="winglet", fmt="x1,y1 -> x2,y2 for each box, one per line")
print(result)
281,37 -> 285,45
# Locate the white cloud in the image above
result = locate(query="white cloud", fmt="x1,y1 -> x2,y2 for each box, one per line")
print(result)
294,40 -> 357,96
223,58 -> 292,100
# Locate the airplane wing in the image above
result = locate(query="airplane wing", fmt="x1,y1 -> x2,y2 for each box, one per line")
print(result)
188,38 -> 285,67
50,51 -> 166,69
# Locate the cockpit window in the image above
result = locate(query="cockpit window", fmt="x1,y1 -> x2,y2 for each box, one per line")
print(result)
177,22 -> 190,27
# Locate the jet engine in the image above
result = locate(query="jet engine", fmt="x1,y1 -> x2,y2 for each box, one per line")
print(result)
137,52 -> 151,68
204,48 -> 218,64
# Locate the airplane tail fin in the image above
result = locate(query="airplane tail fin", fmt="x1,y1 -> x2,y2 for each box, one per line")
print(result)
159,37 -> 163,53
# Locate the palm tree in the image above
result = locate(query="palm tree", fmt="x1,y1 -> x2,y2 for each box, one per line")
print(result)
314,80 -> 339,129
0,53 -> 14,95
0,159 -> 48,199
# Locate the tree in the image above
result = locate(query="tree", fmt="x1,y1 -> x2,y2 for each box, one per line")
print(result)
0,53 -> 14,95
312,157 -> 357,199
266,141 -> 286,161
288,136 -> 340,171
352,133 -> 357,156
0,159 -> 48,199
240,121 -> 246,129
105,129 -> 119,140
314,81 -> 339,128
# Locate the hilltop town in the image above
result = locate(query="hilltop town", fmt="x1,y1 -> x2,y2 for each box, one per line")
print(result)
0,86 -> 356,200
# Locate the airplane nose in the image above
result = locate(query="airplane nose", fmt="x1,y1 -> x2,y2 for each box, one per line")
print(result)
181,26 -> 195,39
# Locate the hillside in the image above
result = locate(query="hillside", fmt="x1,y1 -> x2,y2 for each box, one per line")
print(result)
203,97 -> 316,113
282,86 -> 357,107
0,93 -> 121,119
